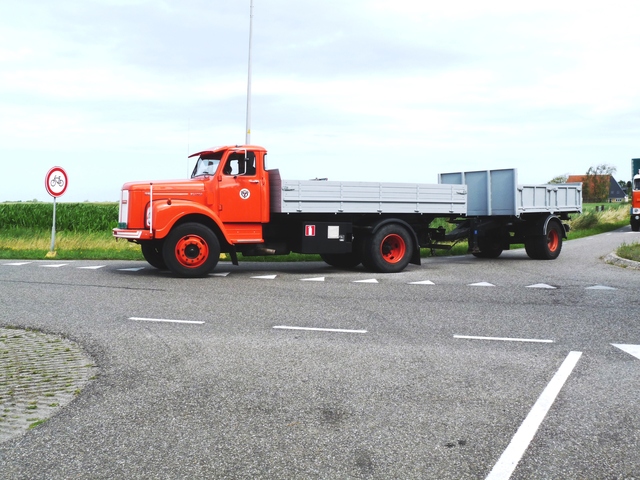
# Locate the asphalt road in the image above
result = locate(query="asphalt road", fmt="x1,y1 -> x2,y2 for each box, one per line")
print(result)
1,228 -> 639,479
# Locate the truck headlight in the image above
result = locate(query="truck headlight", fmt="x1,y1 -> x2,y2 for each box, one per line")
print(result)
633,208 -> 640,215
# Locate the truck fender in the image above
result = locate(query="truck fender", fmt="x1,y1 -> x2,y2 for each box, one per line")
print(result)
150,200 -> 232,244
541,215 -> 567,239
369,218 -> 421,266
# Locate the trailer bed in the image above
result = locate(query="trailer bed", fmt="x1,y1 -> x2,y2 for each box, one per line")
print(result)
269,170 -> 468,215
438,168 -> 582,217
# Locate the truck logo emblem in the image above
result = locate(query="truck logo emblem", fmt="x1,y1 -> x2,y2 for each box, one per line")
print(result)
305,225 -> 316,236
239,188 -> 251,200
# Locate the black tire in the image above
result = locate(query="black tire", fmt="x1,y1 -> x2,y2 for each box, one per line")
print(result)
524,240 -> 541,259
140,241 -> 167,270
525,221 -> 563,260
320,252 -> 361,268
162,223 -> 220,277
631,220 -> 640,232
361,224 -> 413,273
472,236 -> 504,259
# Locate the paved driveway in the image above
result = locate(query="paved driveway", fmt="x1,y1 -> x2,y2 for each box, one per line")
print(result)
1,228 -> 639,479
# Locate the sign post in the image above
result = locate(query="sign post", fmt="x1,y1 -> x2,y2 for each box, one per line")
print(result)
45,167 -> 68,256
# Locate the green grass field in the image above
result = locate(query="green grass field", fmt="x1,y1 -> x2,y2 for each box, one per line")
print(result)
0,201 -> 637,263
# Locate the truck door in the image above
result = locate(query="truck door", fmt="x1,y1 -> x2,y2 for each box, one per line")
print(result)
218,151 -> 263,223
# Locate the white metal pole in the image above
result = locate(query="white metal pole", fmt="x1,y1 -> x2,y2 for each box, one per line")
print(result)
49,197 -> 57,252
245,0 -> 254,146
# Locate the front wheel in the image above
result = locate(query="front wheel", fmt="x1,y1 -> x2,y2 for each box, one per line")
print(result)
361,224 -> 413,273
141,241 -> 167,270
163,223 -> 220,277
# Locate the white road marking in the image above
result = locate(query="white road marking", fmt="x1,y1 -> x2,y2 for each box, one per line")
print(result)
129,317 -> 204,325
211,272 -> 230,277
300,277 -> 325,282
586,285 -> 617,290
118,267 -> 145,272
251,274 -> 277,280
469,282 -> 495,287
353,279 -> 378,283
612,344 -> 640,360
486,351 -> 582,480
273,326 -> 367,334
2,262 -> 32,266
454,335 -> 554,344
526,283 -> 556,289
40,264 -> 68,268
408,280 -> 435,285
77,265 -> 106,270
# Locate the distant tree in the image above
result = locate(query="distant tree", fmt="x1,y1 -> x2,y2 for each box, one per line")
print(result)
548,174 -> 569,184
584,164 -> 616,202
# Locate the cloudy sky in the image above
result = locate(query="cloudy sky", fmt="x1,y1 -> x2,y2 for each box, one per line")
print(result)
2,0 -> 639,202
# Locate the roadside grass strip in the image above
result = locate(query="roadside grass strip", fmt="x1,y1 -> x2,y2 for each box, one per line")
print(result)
486,351 -> 582,480
0,327 -> 96,444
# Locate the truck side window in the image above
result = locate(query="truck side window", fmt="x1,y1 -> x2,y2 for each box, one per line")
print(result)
245,152 -> 256,175
223,153 -> 256,176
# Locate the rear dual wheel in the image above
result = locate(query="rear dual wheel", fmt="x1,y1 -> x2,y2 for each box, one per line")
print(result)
163,223 -> 220,277
525,221 -> 563,260
361,224 -> 413,273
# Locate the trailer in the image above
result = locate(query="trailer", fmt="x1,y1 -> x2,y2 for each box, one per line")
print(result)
113,145 -> 582,277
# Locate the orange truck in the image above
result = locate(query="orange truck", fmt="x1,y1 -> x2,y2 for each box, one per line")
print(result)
113,144 -> 582,277
631,158 -> 640,232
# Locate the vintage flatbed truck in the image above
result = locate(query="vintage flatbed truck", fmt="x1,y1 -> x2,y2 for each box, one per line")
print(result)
113,145 -> 582,277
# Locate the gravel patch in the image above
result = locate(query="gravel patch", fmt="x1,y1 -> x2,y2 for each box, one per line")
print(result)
0,327 -> 96,444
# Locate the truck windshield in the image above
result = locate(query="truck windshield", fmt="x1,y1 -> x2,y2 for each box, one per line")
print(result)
192,157 -> 221,178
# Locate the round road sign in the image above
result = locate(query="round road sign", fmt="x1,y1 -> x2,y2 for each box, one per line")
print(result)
45,167 -> 68,198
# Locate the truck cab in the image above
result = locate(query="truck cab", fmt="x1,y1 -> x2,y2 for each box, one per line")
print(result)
631,170 -> 640,232
114,145 -> 271,275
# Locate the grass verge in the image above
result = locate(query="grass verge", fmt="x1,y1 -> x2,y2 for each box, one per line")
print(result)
0,203 -> 635,262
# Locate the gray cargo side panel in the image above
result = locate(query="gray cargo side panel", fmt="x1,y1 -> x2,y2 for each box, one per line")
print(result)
439,169 -> 517,216
278,180 -> 467,215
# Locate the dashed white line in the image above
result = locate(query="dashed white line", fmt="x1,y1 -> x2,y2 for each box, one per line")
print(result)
129,317 -> 204,325
486,351 -> 582,480
454,335 -> 554,344
273,326 -> 367,334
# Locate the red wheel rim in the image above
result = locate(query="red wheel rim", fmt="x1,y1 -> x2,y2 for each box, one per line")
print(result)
380,234 -> 406,264
175,234 -> 209,268
547,229 -> 559,252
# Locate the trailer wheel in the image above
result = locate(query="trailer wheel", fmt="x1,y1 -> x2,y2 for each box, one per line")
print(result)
163,223 -> 220,277
320,252 -> 361,268
362,224 -> 413,273
525,221 -> 563,260
472,237 -> 504,259
141,241 -> 167,270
